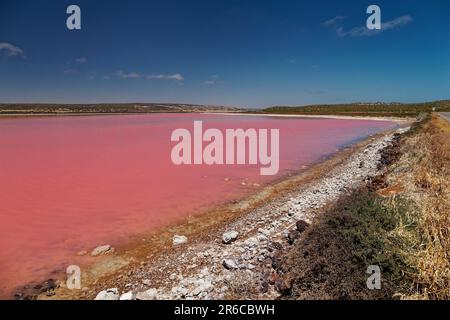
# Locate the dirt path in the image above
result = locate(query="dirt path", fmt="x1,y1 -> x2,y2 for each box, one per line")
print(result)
440,112 -> 450,122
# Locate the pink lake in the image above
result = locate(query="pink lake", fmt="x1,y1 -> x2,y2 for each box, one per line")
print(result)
0,113 -> 398,297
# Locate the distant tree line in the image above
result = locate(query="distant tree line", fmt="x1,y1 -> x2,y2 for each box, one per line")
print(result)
263,100 -> 450,117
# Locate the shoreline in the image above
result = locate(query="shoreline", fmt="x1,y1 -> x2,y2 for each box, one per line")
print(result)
0,111 -> 411,122
27,122 -> 411,300
204,112 -> 412,122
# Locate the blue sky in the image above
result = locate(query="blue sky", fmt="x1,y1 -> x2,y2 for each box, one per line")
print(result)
0,0 -> 449,108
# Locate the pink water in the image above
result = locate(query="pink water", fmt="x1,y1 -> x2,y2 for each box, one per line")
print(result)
0,113 -> 397,297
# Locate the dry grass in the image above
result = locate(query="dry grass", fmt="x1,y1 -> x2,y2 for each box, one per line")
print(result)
283,113 -> 450,300
398,115 -> 450,299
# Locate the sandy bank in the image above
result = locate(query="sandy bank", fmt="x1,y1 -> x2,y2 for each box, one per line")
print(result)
203,112 -> 412,122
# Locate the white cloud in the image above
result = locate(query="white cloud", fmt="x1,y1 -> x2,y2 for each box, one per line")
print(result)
146,74 -> 164,79
76,57 -> 87,64
118,71 -> 184,81
203,80 -> 216,85
323,16 -> 347,26
381,15 -> 413,31
146,73 -> 184,81
0,42 -> 25,57
117,70 -> 142,79
168,73 -> 184,81
324,15 -> 413,37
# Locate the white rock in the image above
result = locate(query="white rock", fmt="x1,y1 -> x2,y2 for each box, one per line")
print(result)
191,287 -> 202,296
243,238 -> 258,247
257,234 -> 267,242
200,267 -> 210,276
135,288 -> 158,300
76,250 -> 88,256
119,291 -> 134,300
173,235 -> 188,246
222,231 -> 239,244
142,279 -> 151,286
94,288 -> 119,300
192,279 -> 213,296
169,273 -> 177,280
172,286 -> 189,297
222,259 -> 238,270
90,244 -> 114,256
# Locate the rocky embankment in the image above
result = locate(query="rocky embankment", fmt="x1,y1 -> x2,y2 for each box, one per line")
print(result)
92,127 -> 410,300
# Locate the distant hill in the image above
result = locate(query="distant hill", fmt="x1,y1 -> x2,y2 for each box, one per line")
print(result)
2,100 -> 450,117
0,103 -> 242,115
263,100 -> 450,117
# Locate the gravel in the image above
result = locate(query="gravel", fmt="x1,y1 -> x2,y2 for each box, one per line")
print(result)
94,127 -> 410,300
